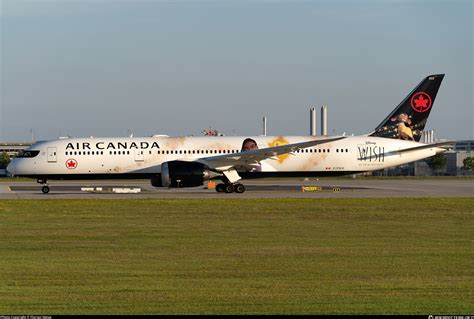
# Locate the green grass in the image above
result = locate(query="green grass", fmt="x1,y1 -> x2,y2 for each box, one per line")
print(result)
0,177 -> 36,182
0,198 -> 473,314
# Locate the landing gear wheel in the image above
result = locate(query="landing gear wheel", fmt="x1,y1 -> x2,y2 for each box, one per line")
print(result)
216,183 -> 225,193
37,179 -> 49,194
234,183 -> 245,193
224,184 -> 234,193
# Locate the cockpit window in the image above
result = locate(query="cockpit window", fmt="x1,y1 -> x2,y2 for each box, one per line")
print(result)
17,150 -> 40,158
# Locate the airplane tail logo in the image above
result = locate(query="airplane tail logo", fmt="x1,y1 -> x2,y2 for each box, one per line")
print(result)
410,92 -> 432,113
370,74 -> 444,142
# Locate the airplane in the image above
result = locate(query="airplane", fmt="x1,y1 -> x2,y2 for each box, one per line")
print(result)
7,74 -> 452,194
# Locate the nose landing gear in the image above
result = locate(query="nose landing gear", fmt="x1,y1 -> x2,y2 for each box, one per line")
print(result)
37,179 -> 50,194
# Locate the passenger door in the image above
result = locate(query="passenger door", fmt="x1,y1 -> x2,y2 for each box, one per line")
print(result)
47,147 -> 57,163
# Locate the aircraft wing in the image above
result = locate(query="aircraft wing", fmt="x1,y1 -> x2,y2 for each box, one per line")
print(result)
197,136 -> 346,171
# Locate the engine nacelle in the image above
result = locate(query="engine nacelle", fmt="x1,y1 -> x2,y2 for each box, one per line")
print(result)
158,161 -> 216,188
150,175 -> 163,187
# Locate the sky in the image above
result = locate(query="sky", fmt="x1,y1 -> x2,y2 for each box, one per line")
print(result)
0,0 -> 472,141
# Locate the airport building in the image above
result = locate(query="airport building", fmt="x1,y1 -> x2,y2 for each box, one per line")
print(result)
444,140 -> 473,175
0,141 -> 33,157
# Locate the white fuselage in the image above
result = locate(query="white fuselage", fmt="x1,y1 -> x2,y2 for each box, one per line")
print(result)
8,135 -> 442,179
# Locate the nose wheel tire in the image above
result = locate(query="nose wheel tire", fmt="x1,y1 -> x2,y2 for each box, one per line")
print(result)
41,186 -> 50,194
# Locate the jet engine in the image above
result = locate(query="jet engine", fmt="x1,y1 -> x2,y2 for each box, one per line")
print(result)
152,160 -> 218,188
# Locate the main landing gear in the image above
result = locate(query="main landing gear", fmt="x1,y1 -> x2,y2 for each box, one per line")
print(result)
37,179 -> 50,194
215,183 -> 245,194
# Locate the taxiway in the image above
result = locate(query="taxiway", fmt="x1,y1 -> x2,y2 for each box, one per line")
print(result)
0,178 -> 472,199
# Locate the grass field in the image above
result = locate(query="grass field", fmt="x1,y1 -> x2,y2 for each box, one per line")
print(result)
0,198 -> 472,314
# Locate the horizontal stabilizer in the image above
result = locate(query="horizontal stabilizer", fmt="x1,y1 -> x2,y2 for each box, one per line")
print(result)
396,141 -> 455,154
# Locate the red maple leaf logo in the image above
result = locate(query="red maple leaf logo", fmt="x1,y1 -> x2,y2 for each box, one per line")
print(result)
66,159 -> 77,169
410,92 -> 432,113
414,95 -> 428,108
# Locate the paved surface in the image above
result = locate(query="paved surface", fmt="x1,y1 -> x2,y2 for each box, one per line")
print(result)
0,178 -> 472,199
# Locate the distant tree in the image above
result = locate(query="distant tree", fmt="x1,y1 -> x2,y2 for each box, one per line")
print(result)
425,153 -> 447,175
0,152 -> 10,169
462,157 -> 474,171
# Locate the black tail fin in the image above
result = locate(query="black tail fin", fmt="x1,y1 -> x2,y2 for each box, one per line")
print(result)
369,74 -> 444,142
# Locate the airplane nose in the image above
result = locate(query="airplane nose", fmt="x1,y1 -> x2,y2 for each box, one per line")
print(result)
6,161 -> 15,176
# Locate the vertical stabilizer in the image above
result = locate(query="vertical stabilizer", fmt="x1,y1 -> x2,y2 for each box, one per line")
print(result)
370,74 -> 444,142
